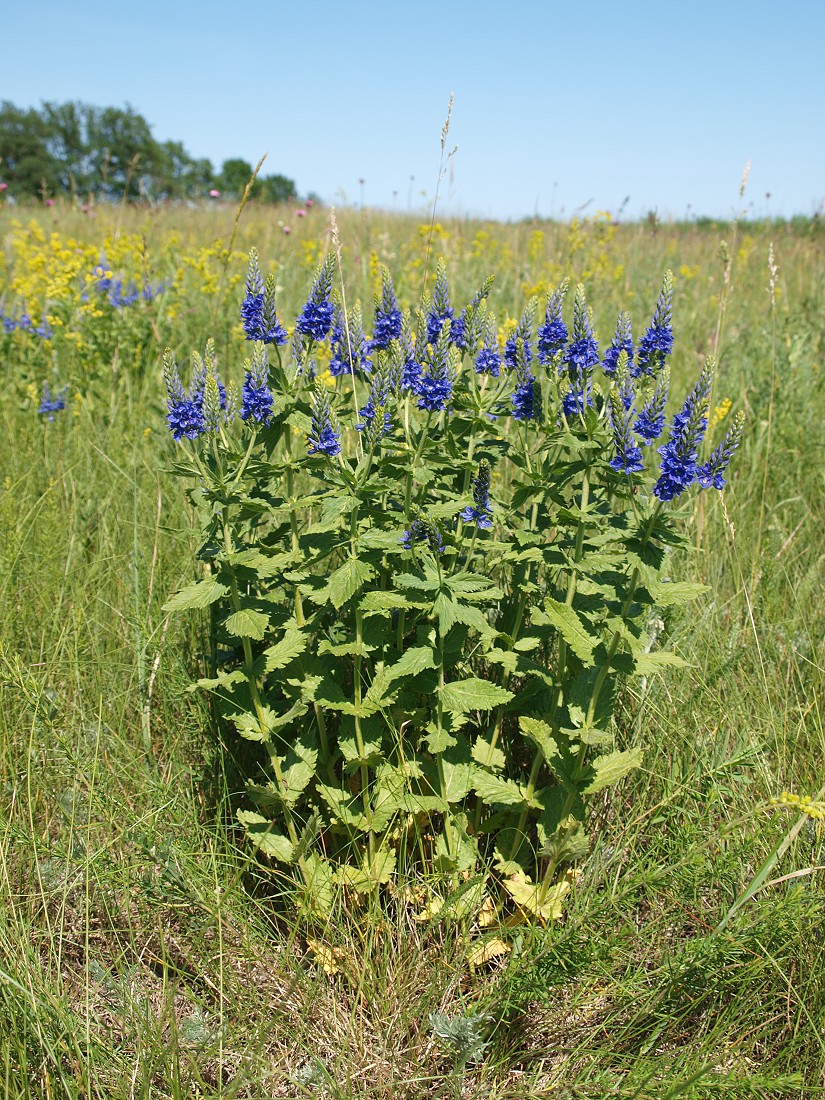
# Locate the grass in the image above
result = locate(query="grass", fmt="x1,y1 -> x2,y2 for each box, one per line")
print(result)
0,203 -> 823,1098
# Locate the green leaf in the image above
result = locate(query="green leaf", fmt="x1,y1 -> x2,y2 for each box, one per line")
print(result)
325,558 -> 375,610
632,651 -> 688,675
472,736 -> 506,772
472,768 -> 528,807
263,629 -> 308,671
538,815 -> 591,863
519,717 -> 558,763
359,590 -> 414,615
224,607 -> 269,640
236,810 -> 294,862
543,598 -> 596,663
441,678 -> 514,715
650,581 -> 708,607
163,579 -> 228,613
582,747 -> 644,794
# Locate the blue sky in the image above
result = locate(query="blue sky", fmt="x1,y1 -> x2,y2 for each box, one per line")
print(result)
4,0 -> 823,220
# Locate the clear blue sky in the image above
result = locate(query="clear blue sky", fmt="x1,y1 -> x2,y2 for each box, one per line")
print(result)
4,0 -> 823,220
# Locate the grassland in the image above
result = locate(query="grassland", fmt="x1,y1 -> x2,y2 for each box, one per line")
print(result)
0,201 -> 823,1098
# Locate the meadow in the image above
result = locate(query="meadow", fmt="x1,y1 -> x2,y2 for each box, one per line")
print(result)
0,196 -> 823,1099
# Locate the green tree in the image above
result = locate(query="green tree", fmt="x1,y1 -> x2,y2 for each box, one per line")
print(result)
218,158 -> 255,198
258,173 -> 297,204
0,101 -> 59,197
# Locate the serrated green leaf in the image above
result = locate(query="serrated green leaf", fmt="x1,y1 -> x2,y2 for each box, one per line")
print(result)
651,580 -> 712,607
192,668 -> 246,692
519,717 -> 559,762
236,810 -> 294,862
582,747 -> 643,794
441,678 -> 514,715
263,629 -> 308,671
164,579 -> 228,613
325,558 -> 375,610
472,736 -> 506,772
472,768 -> 528,807
224,607 -> 269,640
538,815 -> 591,863
543,598 -> 596,663
359,590 -> 413,614
632,651 -> 688,675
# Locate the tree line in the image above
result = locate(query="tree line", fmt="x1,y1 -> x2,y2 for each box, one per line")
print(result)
0,100 -> 299,203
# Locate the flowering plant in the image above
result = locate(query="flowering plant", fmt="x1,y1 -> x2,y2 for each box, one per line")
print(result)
163,253 -> 742,919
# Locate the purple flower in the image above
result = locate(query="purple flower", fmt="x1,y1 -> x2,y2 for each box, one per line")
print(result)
511,339 -> 540,422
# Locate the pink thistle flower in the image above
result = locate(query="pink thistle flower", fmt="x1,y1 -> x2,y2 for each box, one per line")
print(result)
209,189 -> 220,198
296,209 -> 306,218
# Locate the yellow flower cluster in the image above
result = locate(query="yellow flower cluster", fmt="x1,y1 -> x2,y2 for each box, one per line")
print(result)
770,792 -> 825,821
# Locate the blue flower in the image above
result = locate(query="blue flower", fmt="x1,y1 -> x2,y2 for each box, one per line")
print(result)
416,329 -> 454,412
38,383 -> 68,421
562,284 -> 599,374
474,312 -> 502,376
167,398 -> 205,440
329,301 -> 371,376
696,411 -> 744,490
653,358 -> 714,501
511,341 -> 541,422
426,259 -> 453,344
307,390 -> 342,456
164,351 -> 207,441
371,268 -> 402,350
636,271 -> 673,377
460,459 -> 493,529
451,276 -> 495,353
634,366 -> 670,443
505,299 -> 536,370
537,281 -> 569,364
296,255 -> 336,341
240,345 -> 274,425
603,311 -> 634,376
240,378 -> 273,424
561,376 -> 593,419
401,517 -> 444,554
607,386 -> 644,474
358,370 -> 393,438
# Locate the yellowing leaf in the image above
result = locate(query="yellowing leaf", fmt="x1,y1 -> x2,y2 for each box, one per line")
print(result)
305,937 -> 347,976
467,937 -> 511,969
502,872 -> 570,922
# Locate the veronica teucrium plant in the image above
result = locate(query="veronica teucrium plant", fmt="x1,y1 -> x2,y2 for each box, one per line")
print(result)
163,257 -> 743,920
